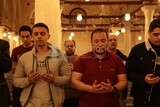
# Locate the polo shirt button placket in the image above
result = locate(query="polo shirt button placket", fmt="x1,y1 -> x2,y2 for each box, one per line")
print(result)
98,60 -> 102,72
99,60 -> 102,68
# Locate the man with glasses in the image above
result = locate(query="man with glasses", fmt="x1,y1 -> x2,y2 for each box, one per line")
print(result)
11,25 -> 34,107
126,19 -> 160,107
63,40 -> 80,107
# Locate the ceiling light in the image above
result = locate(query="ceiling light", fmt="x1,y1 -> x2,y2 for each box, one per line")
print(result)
13,36 -> 18,41
69,36 -> 73,40
8,35 -> 12,39
85,0 -> 90,1
138,36 -> 142,40
76,13 -> 83,21
121,28 -> 126,33
125,13 -> 131,21
115,30 -> 120,36
70,32 -> 74,37
3,32 -> 7,37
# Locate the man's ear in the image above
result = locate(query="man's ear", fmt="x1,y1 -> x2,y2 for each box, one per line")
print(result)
48,34 -> 50,39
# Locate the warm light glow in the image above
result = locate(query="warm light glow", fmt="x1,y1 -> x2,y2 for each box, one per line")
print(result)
138,36 -> 142,40
3,32 -> 7,37
77,13 -> 83,21
115,31 -> 120,36
70,32 -> 74,37
121,28 -> 126,33
85,0 -> 90,1
13,36 -> 18,41
8,32 -> 11,35
125,13 -> 131,21
8,35 -> 12,39
69,36 -> 72,40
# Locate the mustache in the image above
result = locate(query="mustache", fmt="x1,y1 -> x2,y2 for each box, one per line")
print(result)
95,47 -> 106,52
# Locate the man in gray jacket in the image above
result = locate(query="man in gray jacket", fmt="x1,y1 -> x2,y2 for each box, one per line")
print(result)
13,23 -> 71,107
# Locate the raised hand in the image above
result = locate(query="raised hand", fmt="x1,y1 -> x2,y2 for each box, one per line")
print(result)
92,80 -> 106,94
28,71 -> 41,84
100,79 -> 112,93
145,73 -> 160,85
41,71 -> 54,83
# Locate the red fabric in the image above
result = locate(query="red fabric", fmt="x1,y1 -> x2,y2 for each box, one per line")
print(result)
11,45 -> 33,62
73,51 -> 126,107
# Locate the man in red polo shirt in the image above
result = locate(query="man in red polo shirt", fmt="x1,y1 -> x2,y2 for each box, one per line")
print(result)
71,28 -> 127,107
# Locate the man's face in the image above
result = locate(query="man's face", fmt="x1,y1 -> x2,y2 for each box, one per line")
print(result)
149,28 -> 160,46
32,27 -> 49,47
107,35 -> 117,50
20,31 -> 32,47
64,40 -> 75,56
91,32 -> 107,55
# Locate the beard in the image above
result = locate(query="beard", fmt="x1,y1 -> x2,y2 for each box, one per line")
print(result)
93,47 -> 106,55
66,50 -> 74,56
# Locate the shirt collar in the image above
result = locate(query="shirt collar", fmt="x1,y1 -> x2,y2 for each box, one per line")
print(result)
91,51 -> 110,60
145,39 -> 156,52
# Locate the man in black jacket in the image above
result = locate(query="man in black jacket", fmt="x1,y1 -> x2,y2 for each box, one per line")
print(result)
0,39 -> 12,107
126,19 -> 160,107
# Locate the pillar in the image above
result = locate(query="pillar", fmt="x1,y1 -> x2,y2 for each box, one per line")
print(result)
0,26 -> 4,39
124,21 -> 131,56
141,5 -> 157,41
35,0 -> 62,49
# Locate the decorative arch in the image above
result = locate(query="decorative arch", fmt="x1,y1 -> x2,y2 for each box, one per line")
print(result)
69,7 -> 87,26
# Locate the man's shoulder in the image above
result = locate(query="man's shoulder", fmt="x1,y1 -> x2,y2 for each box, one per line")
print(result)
19,50 -> 32,59
79,51 -> 92,59
0,39 -> 9,48
131,42 -> 145,52
13,45 -> 23,51
74,54 -> 80,58
0,39 -> 8,43
133,42 -> 145,48
116,49 -> 127,60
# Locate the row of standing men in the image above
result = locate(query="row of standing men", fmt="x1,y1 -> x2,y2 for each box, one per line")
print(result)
1,18 -> 160,107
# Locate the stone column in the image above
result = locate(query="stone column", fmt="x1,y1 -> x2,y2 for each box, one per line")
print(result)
35,0 -> 62,49
124,21 -> 131,56
8,32 -> 14,55
0,26 -> 4,39
141,5 -> 157,41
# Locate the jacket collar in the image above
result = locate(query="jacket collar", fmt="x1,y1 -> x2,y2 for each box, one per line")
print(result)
145,39 -> 156,53
31,43 -> 61,58
145,39 -> 152,51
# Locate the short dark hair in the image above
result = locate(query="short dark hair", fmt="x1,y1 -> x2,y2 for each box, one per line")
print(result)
32,22 -> 49,33
91,28 -> 108,40
149,18 -> 160,32
19,25 -> 32,35
64,40 -> 76,46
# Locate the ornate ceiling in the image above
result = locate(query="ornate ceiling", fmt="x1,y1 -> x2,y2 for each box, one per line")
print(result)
0,0 -> 160,33
61,0 -> 160,32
